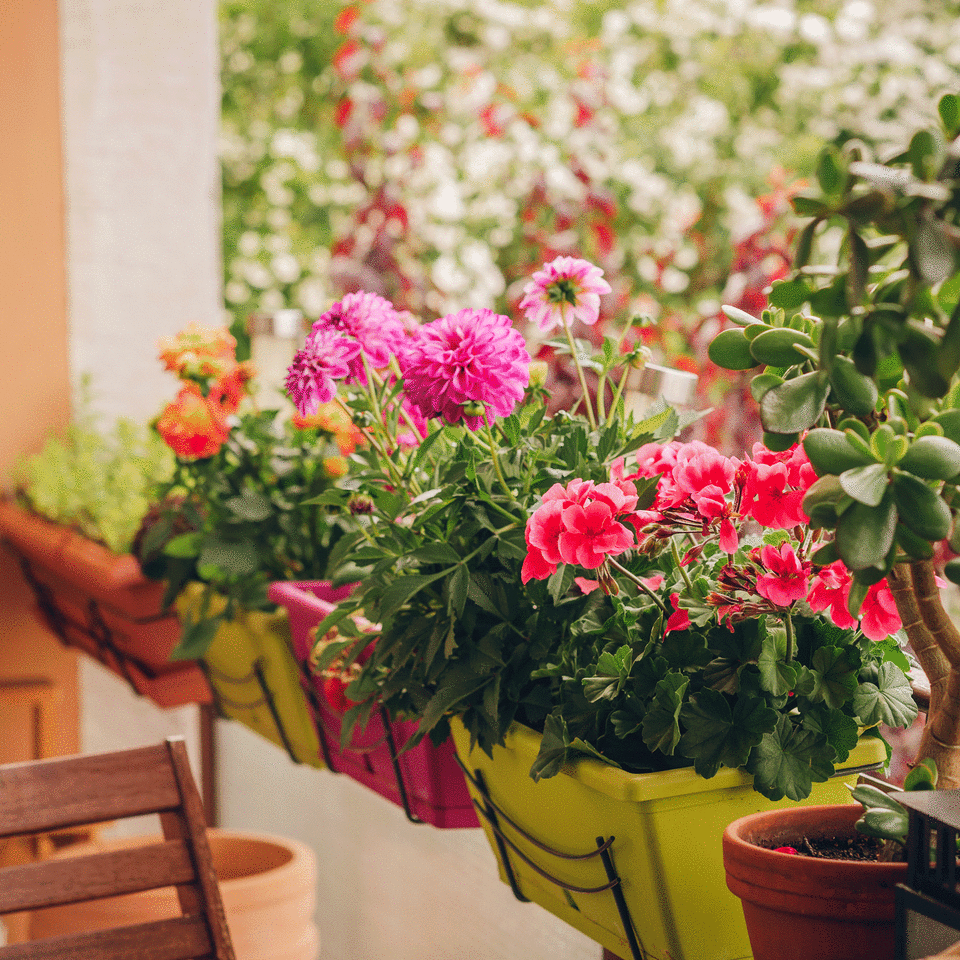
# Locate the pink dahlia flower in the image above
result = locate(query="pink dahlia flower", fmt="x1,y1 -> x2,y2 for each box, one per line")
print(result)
311,290 -> 406,384
399,308 -> 530,431
285,327 -> 361,416
518,256 -> 611,333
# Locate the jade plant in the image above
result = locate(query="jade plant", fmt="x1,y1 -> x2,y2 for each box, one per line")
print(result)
708,93 -> 960,788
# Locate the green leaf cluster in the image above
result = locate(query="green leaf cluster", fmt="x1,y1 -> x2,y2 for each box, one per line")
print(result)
534,603 -> 916,802
709,95 -> 960,605
142,408 -> 351,658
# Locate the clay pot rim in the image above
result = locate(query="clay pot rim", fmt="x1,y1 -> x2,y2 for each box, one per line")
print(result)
723,803 -> 907,877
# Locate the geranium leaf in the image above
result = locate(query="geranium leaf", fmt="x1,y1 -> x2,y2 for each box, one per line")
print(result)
852,661 -> 918,728
641,673 -> 689,755
677,688 -> 777,772
758,632 -> 799,697
803,706 -> 859,762
747,716 -> 833,801
809,645 -> 860,708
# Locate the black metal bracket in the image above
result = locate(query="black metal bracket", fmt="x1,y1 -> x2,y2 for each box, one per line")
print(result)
200,657 -> 302,766
455,755 -> 645,960
20,556 -> 158,697
292,652 -> 426,825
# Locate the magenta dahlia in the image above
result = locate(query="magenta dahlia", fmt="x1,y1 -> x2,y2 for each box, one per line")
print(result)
285,327 -> 361,416
518,256 -> 611,333
310,290 -> 407,384
399,308 -> 530,431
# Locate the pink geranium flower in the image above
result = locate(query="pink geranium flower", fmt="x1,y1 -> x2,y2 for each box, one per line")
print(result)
755,543 -> 810,606
285,327 -> 362,416
666,593 -> 691,632
518,256 -> 611,333
859,580 -> 902,641
399,308 -> 530,431
558,500 -> 635,569
311,290 -> 407,384
806,561 -> 858,630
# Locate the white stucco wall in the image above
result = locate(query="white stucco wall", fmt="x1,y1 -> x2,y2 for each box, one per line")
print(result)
56,3 -> 599,958
58,0 -> 223,801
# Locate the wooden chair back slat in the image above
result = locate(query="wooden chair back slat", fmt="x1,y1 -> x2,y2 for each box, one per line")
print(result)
0,743 -> 180,836
0,738 -> 235,960
0,838 -> 196,913
0,915 -> 214,960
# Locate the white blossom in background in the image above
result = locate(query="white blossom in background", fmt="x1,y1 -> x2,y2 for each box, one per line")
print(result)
220,0 -> 960,346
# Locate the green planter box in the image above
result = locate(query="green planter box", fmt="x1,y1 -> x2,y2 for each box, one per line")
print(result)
178,584 -> 322,767
451,718 -> 886,960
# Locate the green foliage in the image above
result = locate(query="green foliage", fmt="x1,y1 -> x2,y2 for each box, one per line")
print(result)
13,386 -> 174,554
852,758 -> 938,846
143,409 -> 349,658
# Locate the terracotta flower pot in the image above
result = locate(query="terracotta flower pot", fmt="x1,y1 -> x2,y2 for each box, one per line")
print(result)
0,499 -> 210,708
722,804 -> 908,960
24,829 -> 319,960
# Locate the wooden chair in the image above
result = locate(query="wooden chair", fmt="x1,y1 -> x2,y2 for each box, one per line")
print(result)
0,736 -> 235,960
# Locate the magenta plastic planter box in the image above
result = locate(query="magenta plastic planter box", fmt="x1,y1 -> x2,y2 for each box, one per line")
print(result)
268,580 -> 478,829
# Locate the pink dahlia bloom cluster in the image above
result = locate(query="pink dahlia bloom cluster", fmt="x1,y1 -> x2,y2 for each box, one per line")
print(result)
310,291 -> 407,385
518,256 -> 611,333
399,308 -> 531,431
521,475 -> 641,583
285,326 -> 361,417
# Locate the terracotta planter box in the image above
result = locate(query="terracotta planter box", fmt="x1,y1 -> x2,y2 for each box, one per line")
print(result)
722,803 -> 908,960
269,580 -> 479,828
451,717 -> 888,960
0,499 -> 210,708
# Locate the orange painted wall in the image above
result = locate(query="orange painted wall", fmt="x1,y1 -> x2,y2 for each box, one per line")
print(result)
0,1 -> 80,759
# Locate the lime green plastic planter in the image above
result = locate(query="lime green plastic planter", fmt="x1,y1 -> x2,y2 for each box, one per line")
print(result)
450,718 -> 886,960
178,584 -> 323,767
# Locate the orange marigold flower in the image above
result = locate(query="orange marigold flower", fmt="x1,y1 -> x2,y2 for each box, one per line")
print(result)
293,402 -> 365,454
158,323 -> 237,379
156,385 -> 229,460
323,455 -> 349,479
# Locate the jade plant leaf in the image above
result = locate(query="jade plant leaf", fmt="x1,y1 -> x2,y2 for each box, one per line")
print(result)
760,372 -> 830,435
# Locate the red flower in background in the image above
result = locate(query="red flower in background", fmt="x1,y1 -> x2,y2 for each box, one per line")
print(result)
156,386 -> 230,460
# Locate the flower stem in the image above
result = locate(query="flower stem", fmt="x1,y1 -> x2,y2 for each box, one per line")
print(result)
784,612 -> 795,663
483,414 -> 519,503
608,556 -> 670,617
563,324 -> 598,431
671,539 -> 694,591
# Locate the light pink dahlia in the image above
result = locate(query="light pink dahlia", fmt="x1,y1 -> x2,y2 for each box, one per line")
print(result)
311,290 -> 406,384
399,308 -> 530,431
285,327 -> 361,416
518,256 -> 611,333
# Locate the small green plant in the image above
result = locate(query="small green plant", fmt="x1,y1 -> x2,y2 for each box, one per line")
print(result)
851,758 -> 938,853
13,383 -> 174,554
